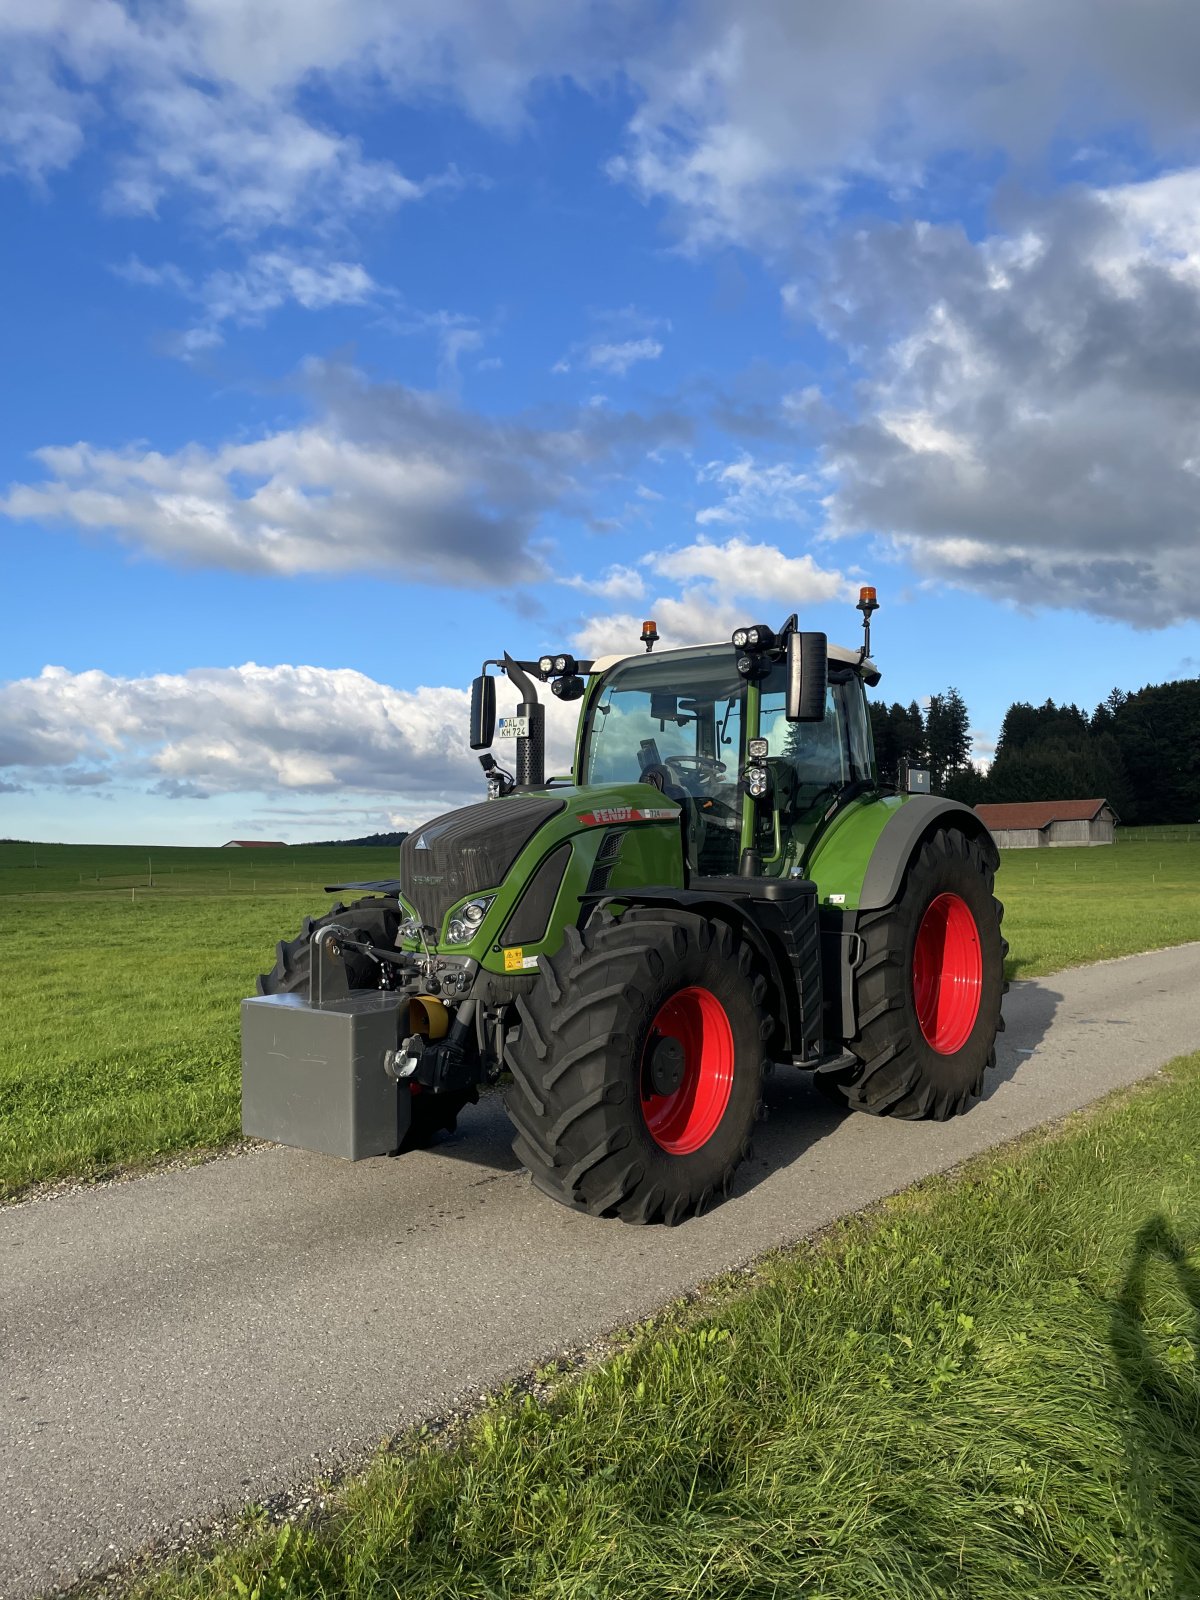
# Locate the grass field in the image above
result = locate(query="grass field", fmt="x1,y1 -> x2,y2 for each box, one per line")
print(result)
992,834 -> 1200,979
0,841 -> 401,1199
1,831 -> 1197,1200
132,1050 -> 1200,1600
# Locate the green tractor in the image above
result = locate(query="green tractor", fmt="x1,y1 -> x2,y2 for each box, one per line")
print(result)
244,590 -> 1006,1224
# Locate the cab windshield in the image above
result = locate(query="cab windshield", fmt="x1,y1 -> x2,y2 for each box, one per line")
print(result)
580,645 -> 875,878
582,646 -> 744,874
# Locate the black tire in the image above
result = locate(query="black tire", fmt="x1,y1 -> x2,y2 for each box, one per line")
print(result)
255,898 -> 475,1150
505,907 -> 773,1224
831,828 -> 1007,1120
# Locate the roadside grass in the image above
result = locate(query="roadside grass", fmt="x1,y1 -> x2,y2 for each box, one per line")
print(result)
130,1051 -> 1200,1600
0,843 -> 399,1198
1,835 -> 1197,1199
993,835 -> 1200,980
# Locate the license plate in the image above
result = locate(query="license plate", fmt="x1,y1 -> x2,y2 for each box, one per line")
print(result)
496,716 -> 529,738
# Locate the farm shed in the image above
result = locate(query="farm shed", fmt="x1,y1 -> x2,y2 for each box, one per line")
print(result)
974,799 -> 1119,849
221,840 -> 287,848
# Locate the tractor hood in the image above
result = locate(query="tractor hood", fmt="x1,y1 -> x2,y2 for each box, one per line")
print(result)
396,784 -> 684,956
400,793 -> 566,931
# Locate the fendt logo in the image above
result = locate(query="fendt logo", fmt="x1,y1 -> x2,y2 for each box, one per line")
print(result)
576,806 -> 677,826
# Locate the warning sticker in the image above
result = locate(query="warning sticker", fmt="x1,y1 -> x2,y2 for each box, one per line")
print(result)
503,948 -> 540,972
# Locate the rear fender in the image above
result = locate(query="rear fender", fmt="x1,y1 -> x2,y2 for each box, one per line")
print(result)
806,793 -> 997,912
584,883 -> 813,1059
858,797 -> 998,911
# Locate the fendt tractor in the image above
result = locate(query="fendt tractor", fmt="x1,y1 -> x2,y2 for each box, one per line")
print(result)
243,591 -> 1007,1224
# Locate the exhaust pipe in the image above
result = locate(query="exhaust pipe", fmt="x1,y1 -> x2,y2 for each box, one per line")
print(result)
503,653 -> 545,788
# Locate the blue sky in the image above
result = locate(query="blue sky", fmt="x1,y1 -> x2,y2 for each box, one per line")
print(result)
2,1 -> 1199,844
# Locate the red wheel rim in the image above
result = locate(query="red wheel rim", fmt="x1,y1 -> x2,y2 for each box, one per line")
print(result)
912,892 -> 983,1054
640,986 -> 735,1154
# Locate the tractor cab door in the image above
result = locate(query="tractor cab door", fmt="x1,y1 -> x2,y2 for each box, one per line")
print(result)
754,663 -> 875,874
581,647 -> 746,878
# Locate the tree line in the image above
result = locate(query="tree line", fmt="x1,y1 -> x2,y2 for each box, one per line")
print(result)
869,677 -> 1200,826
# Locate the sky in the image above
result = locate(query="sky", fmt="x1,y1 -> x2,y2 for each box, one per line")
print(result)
2,0 -> 1199,845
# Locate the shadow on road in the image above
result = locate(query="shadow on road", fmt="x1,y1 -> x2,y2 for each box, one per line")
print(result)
418,974 -> 1068,1198
983,977 -> 1063,1096
422,1069 -> 851,1205
1110,1214 -> 1200,1596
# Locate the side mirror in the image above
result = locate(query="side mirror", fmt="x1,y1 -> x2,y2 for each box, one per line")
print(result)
786,631 -> 828,722
469,674 -> 496,750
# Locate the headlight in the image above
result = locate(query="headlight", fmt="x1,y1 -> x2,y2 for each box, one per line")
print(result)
746,766 -> 770,798
538,655 -> 554,676
445,896 -> 495,943
732,627 -> 749,648
748,737 -> 769,760
398,918 -> 422,942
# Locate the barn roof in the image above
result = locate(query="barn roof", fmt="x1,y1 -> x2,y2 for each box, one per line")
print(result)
974,799 -> 1117,831
223,839 -> 288,847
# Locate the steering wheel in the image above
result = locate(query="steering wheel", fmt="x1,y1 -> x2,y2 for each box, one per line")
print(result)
663,754 -> 727,787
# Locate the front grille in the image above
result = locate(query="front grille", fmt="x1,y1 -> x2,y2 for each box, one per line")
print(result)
586,828 -> 625,895
400,794 -> 565,932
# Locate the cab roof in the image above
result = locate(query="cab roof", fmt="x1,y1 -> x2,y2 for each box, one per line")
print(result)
589,640 -> 879,681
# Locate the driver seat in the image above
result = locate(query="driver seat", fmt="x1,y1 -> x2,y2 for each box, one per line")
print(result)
639,767 -> 701,883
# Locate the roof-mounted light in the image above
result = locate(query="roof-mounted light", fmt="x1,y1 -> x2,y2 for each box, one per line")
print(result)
732,623 -> 775,651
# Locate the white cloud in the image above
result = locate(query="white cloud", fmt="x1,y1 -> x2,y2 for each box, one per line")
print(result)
651,536 -> 852,604
105,83 -> 445,234
117,250 -> 377,349
0,659 -> 580,811
0,662 -> 469,801
3,426 -> 523,582
585,337 -> 664,375
572,535 -> 852,659
0,3 -> 462,235
695,456 -> 815,527
0,47 -> 88,182
612,0 -> 1200,250
562,564 -> 646,602
8,0 -> 1200,254
813,170 -> 1200,625
574,589 -> 742,661
0,364 -> 695,583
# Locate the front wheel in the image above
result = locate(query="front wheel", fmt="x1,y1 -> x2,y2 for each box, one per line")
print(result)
833,828 -> 1007,1120
506,908 -> 774,1224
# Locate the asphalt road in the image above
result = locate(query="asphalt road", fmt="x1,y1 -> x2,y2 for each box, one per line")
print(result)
3,943 -> 1199,1599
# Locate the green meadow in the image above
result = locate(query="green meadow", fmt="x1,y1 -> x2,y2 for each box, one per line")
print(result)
0,841 -> 400,1199
0,831 -> 1197,1200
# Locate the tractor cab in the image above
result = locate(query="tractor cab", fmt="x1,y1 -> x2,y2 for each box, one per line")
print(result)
577,641 -> 877,881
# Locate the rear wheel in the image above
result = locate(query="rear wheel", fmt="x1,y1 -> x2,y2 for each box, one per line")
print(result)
830,828 -> 1007,1120
506,907 -> 773,1224
255,898 -> 475,1149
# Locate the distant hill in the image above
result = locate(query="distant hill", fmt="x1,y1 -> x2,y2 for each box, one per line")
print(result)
302,831 -> 409,847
